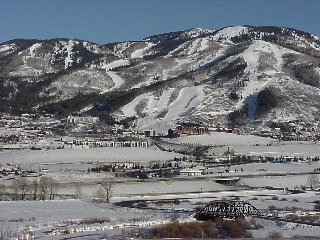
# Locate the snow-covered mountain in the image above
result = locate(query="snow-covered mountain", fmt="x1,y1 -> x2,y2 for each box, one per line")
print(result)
0,26 -> 320,133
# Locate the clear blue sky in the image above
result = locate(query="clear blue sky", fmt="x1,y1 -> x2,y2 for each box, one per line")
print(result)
1,0 -> 319,44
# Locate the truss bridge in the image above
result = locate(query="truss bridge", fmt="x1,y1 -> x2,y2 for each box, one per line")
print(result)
195,200 -> 261,221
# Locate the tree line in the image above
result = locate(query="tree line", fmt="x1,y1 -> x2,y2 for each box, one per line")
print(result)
0,176 -> 57,201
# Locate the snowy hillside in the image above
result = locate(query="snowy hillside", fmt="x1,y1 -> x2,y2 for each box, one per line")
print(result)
0,25 -> 320,132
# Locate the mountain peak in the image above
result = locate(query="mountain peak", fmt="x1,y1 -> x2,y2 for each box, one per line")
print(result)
144,27 -> 215,42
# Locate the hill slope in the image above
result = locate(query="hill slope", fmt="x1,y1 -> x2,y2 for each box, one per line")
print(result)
0,26 -> 320,133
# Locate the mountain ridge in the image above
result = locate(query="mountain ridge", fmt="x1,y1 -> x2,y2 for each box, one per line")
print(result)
0,25 -> 319,133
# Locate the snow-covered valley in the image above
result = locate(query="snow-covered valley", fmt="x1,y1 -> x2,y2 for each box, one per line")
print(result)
1,131 -> 320,239
1,25 -> 320,239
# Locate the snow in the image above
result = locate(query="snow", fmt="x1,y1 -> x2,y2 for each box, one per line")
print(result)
2,179 -> 320,239
241,41 -> 262,79
164,132 -> 274,146
242,174 -> 315,189
181,28 -> 215,39
251,218 -> 320,239
99,71 -> 126,94
164,85 -> 205,120
121,92 -> 151,116
46,68 -> 114,101
235,40 -> 299,114
2,28 -> 320,239
88,58 -> 128,94
28,43 -> 42,57
49,40 -> 83,70
0,199 -> 171,239
232,141 -> 320,158
261,76 -> 320,125
143,28 -> 215,42
83,41 -> 101,54
212,26 -> 248,43
241,40 -> 278,80
198,47 -> 226,69
186,38 -> 210,55
113,179 -> 228,196
1,137 -> 320,239
112,42 -> 133,58
313,35 -> 319,40
0,147 -> 184,165
101,59 -> 130,71
199,37 -> 210,51
210,161 -> 319,179
121,85 -> 205,133
113,28 -> 318,130
0,200 -> 109,223
8,66 -> 43,77
240,40 -> 296,78
64,40 -> 75,69
161,133 -> 320,160
166,37 -> 212,58
166,41 -> 189,56
0,44 -> 17,55
161,57 -> 194,80
79,104 -> 94,113
130,42 -> 155,58
6,43 -> 49,77
0,45 -> 12,52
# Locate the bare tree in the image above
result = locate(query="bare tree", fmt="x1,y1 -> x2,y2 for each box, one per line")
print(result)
268,231 -> 283,240
37,177 -> 57,201
0,184 -> 7,201
31,179 -> 39,200
95,186 -> 106,202
39,177 -> 49,201
75,182 -> 82,199
12,178 -> 30,200
100,178 -> 114,203
48,177 -> 57,200
308,174 -> 319,190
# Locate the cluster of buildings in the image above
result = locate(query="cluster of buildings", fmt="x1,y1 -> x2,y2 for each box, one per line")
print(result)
66,138 -> 149,148
0,113 -> 152,150
1,111 -> 319,153
165,120 -> 319,142
252,121 -> 320,141
0,113 -> 57,148
168,125 -> 209,138
167,124 -> 240,138
67,116 -> 99,124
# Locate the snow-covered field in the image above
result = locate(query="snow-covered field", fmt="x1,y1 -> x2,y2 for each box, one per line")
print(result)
1,183 -> 320,239
165,131 -> 274,146
0,147 -> 184,165
0,199 -> 171,239
232,141 -> 320,157
1,134 -> 320,239
163,132 -> 320,158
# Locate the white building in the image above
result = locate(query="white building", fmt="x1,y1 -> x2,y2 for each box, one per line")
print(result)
179,167 -> 205,176
67,116 -> 99,124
